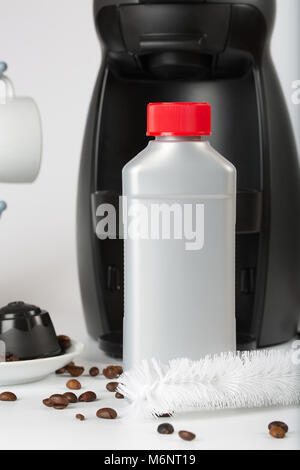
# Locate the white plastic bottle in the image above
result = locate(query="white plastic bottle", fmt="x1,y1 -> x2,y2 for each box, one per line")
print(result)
123,103 -> 236,370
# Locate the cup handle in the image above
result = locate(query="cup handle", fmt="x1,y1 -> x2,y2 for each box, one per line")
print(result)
0,76 -> 14,104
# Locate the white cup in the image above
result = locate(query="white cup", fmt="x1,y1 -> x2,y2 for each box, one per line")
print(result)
0,76 -> 42,183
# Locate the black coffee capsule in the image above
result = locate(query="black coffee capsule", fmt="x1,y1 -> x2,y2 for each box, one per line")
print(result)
0,301 -> 62,360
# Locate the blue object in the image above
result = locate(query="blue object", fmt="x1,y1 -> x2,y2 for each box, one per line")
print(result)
0,62 -> 7,77
0,201 -> 7,217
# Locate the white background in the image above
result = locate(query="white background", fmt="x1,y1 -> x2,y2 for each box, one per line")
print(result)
0,0 -> 99,336
0,0 -> 299,451
0,0 -> 299,337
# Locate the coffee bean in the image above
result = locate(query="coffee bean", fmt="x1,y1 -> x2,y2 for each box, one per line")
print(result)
115,392 -> 124,399
0,392 -> 17,401
53,404 -> 68,410
55,362 -> 75,375
79,391 -> 97,402
66,379 -> 81,390
63,392 -> 78,403
106,382 -> 119,392
89,367 -> 99,377
43,398 -> 53,407
49,394 -> 69,409
268,421 -> 288,434
157,423 -> 174,435
96,408 -> 117,419
76,414 -> 85,421
102,365 -> 123,379
269,426 -> 286,439
66,365 -> 85,377
179,430 -> 196,441
5,353 -> 19,362
49,394 -> 63,402
57,335 -> 71,351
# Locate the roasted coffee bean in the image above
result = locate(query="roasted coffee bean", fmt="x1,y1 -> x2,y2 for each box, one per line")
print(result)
6,356 -> 19,362
56,361 -> 75,375
43,398 -> 53,407
268,421 -> 288,434
79,391 -> 97,402
0,391 -> 17,401
178,430 -> 196,441
102,366 -> 116,379
96,407 -> 117,419
5,353 -> 19,362
89,367 -> 100,377
269,426 -> 286,439
49,394 -> 69,408
57,335 -> 71,351
66,365 -> 85,377
157,423 -> 174,435
63,392 -> 78,403
66,379 -> 81,390
102,365 -> 123,379
106,382 -> 119,392
115,392 -> 124,399
76,414 -> 85,421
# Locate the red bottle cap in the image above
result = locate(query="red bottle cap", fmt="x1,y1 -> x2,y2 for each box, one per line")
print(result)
147,102 -> 211,136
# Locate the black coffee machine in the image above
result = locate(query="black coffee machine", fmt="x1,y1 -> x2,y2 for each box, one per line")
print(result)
77,0 -> 300,357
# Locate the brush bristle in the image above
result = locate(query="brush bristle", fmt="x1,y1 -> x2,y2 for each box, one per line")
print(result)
118,350 -> 300,418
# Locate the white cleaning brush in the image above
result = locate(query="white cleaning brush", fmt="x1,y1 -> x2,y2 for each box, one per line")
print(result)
118,350 -> 300,418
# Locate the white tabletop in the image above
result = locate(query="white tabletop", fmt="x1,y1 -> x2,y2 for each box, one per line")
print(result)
0,335 -> 299,451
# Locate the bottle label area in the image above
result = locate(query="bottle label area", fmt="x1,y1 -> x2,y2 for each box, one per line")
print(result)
95,195 -> 233,252
96,196 -> 211,251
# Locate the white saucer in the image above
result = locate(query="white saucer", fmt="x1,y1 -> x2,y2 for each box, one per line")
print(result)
0,339 -> 84,386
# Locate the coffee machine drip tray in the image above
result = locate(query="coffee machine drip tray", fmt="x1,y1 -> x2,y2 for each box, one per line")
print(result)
99,332 -> 123,359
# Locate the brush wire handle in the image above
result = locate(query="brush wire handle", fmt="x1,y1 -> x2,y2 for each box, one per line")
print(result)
118,351 -> 300,418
